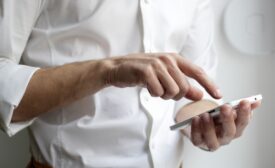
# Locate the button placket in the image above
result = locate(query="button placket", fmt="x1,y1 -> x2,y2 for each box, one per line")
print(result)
140,88 -> 158,167
140,1 -> 157,166
140,88 -> 151,112
140,0 -> 153,53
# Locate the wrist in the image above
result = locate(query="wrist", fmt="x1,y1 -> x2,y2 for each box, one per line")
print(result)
96,58 -> 116,89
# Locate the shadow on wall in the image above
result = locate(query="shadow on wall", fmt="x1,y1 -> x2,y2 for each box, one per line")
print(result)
223,0 -> 275,56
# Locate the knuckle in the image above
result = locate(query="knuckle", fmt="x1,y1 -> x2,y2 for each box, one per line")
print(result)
143,65 -> 154,77
158,54 -> 174,64
155,88 -> 164,97
167,87 -> 180,97
157,54 -> 167,60
151,58 -> 163,68
195,67 -> 206,77
180,84 -> 190,96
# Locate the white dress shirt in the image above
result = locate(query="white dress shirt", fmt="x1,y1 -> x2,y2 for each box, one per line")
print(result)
0,0 -> 217,167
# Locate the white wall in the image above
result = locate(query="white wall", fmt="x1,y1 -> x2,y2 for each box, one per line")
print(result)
184,0 -> 275,168
0,0 -> 274,168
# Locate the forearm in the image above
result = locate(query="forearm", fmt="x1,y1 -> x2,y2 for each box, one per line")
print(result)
12,52 -> 221,123
12,60 -> 108,122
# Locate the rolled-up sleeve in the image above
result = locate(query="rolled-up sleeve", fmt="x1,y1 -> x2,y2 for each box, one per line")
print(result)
175,0 -> 222,115
0,0 -> 44,136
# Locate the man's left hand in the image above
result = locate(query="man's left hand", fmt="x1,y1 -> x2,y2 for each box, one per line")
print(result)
181,100 -> 261,151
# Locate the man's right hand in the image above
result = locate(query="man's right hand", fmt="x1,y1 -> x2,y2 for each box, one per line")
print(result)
103,53 -> 222,101
13,53 -> 222,122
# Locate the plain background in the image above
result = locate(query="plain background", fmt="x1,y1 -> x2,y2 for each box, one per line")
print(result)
184,0 -> 275,168
1,0 -> 275,167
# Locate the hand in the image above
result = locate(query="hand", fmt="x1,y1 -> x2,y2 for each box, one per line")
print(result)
103,53 -> 222,101
182,100 -> 261,151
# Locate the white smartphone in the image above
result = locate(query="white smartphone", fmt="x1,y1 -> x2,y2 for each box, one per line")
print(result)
170,94 -> 262,131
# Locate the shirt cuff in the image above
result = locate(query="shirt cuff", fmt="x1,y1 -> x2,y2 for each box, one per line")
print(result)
0,61 -> 39,136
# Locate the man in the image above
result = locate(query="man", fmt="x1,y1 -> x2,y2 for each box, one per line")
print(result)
0,0 -> 261,168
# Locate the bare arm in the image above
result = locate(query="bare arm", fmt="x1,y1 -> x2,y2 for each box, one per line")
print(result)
12,60 -> 108,122
13,53 -> 222,122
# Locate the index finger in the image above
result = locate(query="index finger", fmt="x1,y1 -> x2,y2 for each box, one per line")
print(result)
176,56 -> 222,99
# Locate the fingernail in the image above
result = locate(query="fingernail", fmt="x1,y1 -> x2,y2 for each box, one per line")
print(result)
202,114 -> 210,123
215,89 -> 222,98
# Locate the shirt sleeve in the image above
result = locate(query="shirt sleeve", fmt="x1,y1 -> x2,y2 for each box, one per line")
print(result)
174,0 -> 223,115
0,0 -> 44,136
